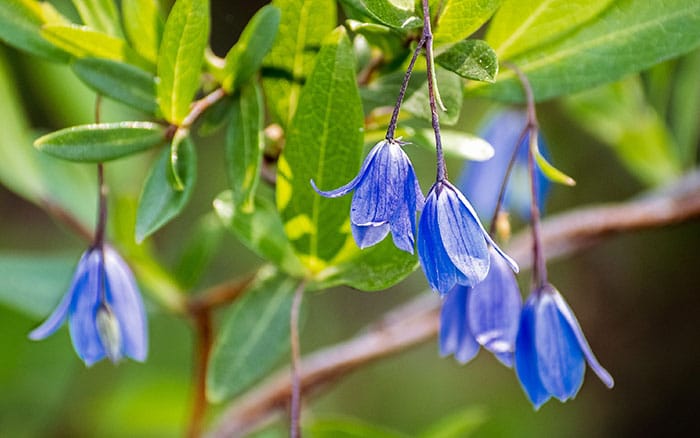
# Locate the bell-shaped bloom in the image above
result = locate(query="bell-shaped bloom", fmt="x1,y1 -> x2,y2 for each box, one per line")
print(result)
29,246 -> 148,366
417,179 -> 518,294
311,139 -> 424,254
459,110 -> 550,221
515,284 -> 614,409
440,247 -> 522,366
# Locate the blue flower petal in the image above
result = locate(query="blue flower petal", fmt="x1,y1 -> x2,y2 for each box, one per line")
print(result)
515,295 -> 551,409
439,285 -> 479,364
28,250 -> 93,341
468,248 -> 521,356
534,290 -> 585,402
351,141 -> 401,226
68,249 -> 106,366
352,223 -> 390,250
310,140 -> 384,198
103,246 -> 148,362
435,182 -> 490,286
552,290 -> 614,388
495,352 -> 514,368
417,189 -> 463,294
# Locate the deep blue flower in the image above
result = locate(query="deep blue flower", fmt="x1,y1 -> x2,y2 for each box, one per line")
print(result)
515,283 -> 614,409
440,247 -> 522,366
29,246 -> 148,366
311,139 -> 424,253
417,180 -> 518,294
459,110 -> 550,220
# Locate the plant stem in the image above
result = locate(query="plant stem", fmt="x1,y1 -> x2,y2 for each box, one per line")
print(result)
289,280 -> 306,438
94,95 -> 107,249
421,0 -> 447,182
386,37 -> 426,140
187,309 -> 214,438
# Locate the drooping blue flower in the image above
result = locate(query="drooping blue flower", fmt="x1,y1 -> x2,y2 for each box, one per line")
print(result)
515,283 -> 614,409
417,179 -> 518,294
29,245 -> 148,366
440,247 -> 522,366
311,138 -> 424,253
459,110 -> 550,221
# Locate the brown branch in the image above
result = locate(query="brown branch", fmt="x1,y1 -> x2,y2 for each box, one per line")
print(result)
210,170 -> 700,437
188,309 -> 214,438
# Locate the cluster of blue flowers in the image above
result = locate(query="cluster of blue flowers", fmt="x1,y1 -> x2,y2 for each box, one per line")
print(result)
313,111 -> 613,408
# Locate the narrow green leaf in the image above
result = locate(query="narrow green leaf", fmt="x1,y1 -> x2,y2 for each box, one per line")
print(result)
306,417 -> 408,438
214,191 -> 305,277
360,0 -> 421,30
71,0 -> 123,37
670,49 -> 700,168
276,26 -> 364,274
262,0 -> 336,127
413,128 -> 495,161
471,0 -> 700,102
0,0 -> 69,62
136,137 -> 197,242
168,129 -> 189,191
41,24 -> 152,70
531,134 -> 575,186
436,39 -> 498,83
34,122 -> 166,162
157,0 -> 210,124
486,0 -> 614,60
207,267 -> 300,402
419,407 -> 487,438
564,77 -> 682,186
223,5 -> 280,92
72,57 -> 158,114
122,0 -> 164,64
226,83 -> 264,212
433,0 -> 502,46
0,253 -> 75,318
173,213 -> 223,289
403,67 -> 463,126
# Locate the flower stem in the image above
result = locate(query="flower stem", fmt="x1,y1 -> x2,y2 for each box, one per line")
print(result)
504,62 -> 548,288
386,37 -> 425,140
94,95 -> 107,250
421,0 -> 447,182
289,280 -> 306,438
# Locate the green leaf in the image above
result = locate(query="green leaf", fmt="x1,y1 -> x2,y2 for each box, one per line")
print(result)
197,95 -> 233,136
121,0 -> 164,64
412,128 -> 495,161
486,0 -> 614,60
276,26 -> 364,274
436,39 -> 498,83
0,253 -> 75,318
360,0 -> 421,30
71,0 -> 123,37
225,83 -> 264,212
563,77 -> 682,186
262,0 -> 336,127
534,144 -> 575,186
41,24 -> 152,70
670,49 -> 700,168
433,0 -> 502,46
34,122 -> 166,162
311,237 -> 418,291
173,213 -> 223,289
346,20 -> 408,62
72,57 -> 158,114
471,0 -> 700,102
222,5 -> 281,92
207,267 -> 300,402
157,0 -> 210,124
419,407 -> 487,438
0,0 -> 69,62
136,137 -> 197,242
306,417 -> 408,438
214,191 -> 305,277
403,67 -> 463,126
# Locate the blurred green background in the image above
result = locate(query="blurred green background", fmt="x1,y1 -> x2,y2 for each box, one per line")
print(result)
1,1 -> 699,437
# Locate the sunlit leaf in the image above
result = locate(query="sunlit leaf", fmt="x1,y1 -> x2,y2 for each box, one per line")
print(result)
360,0 -> 421,30
71,0 -> 123,37
34,122 -> 166,162
433,0 -> 502,46
157,0 -> 210,124
0,0 -> 69,62
122,0 -> 164,64
436,39 -> 498,83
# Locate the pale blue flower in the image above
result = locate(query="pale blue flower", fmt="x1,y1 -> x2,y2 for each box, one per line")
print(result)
312,139 -> 424,253
417,180 -> 518,294
515,284 -> 614,409
29,246 -> 148,366
440,247 -> 522,366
